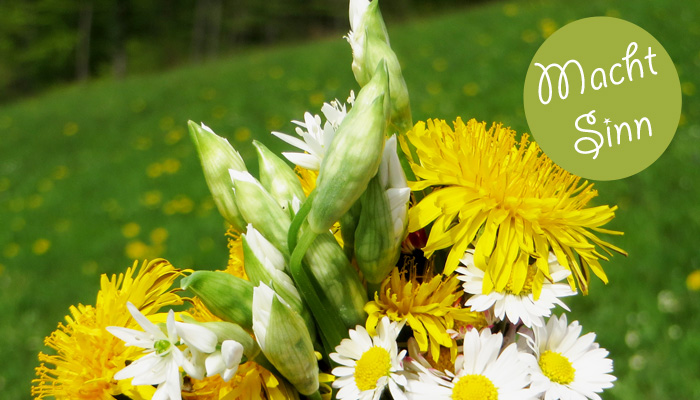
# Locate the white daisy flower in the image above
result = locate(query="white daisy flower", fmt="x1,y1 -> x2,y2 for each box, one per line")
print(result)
457,250 -> 576,328
521,314 -> 616,400
271,94 -> 352,170
406,328 -> 536,400
330,317 -> 408,400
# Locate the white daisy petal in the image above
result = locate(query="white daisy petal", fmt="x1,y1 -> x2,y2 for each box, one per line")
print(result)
457,250 -> 575,328
406,328 -> 533,400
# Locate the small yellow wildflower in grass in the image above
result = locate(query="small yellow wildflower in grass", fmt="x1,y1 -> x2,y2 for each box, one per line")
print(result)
121,222 -> 141,238
406,118 -> 626,294
687,270 -> 700,291
365,267 -> 486,362
32,259 -> 185,400
32,238 -> 51,255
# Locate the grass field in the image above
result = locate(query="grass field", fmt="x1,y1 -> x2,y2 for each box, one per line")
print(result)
1,0 -> 699,399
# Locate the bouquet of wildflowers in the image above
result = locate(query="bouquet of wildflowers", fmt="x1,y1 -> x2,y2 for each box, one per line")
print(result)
32,1 -> 626,399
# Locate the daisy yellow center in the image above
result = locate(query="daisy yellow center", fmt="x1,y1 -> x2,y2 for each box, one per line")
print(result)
452,374 -> 498,400
539,350 -> 575,384
504,264 -> 538,295
354,346 -> 391,391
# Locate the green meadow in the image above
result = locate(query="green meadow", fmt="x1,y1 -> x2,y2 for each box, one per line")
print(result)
1,0 -> 699,398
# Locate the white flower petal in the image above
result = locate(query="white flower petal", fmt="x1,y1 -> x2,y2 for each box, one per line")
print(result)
175,321 -> 217,353
222,340 -> 244,368
281,152 -> 321,170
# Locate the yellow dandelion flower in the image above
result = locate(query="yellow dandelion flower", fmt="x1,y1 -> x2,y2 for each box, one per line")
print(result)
407,118 -> 626,294
364,267 -> 486,362
226,226 -> 248,280
32,259 -> 186,400
182,362 -> 299,400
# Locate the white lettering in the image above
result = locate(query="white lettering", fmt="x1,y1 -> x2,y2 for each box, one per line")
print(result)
535,60 -> 586,104
623,42 -> 644,81
591,67 -> 608,90
575,110 -> 604,159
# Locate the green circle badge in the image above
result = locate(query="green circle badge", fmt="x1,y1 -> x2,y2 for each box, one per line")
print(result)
524,17 -> 681,181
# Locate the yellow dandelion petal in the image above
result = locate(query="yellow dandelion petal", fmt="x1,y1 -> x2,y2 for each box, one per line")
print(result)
32,259 -> 185,400
406,118 -> 626,294
225,226 -> 248,280
365,267 -> 486,362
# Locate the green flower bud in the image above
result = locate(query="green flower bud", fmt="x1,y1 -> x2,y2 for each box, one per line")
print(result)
230,170 -> 291,253
180,271 -> 254,330
188,121 -> 247,231
307,61 -> 390,234
253,140 -> 306,211
252,283 -> 319,396
303,230 -> 368,328
355,176 -> 394,283
348,0 -> 412,134
226,171 -> 367,328
355,135 -> 410,284
242,224 -> 316,341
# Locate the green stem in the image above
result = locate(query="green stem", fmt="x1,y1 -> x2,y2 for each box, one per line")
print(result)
366,281 -> 382,300
287,191 -> 348,353
290,229 -> 346,350
307,390 -> 323,400
288,190 -> 316,254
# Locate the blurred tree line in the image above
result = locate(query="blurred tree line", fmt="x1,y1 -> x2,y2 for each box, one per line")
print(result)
0,0 -> 481,103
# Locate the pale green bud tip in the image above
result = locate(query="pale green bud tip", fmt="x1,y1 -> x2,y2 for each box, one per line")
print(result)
188,120 -> 247,231
180,271 -> 254,330
244,224 -> 286,272
230,171 -> 291,252
379,135 -> 410,239
253,140 -> 306,210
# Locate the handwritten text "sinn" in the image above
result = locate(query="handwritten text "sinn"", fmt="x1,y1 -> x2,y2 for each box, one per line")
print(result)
575,110 -> 652,159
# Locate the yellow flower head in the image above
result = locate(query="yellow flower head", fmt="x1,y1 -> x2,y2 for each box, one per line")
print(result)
364,266 -> 486,363
226,226 -> 248,280
406,118 -> 626,295
182,362 -> 299,400
32,259 -> 185,400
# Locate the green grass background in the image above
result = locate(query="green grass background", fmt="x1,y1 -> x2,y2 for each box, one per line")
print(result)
1,0 -> 699,399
